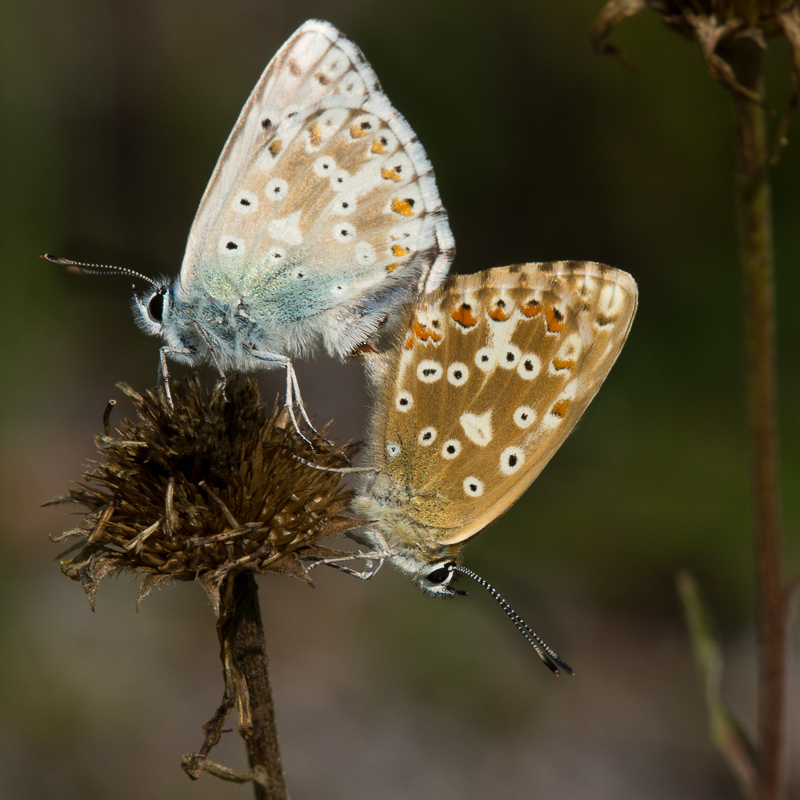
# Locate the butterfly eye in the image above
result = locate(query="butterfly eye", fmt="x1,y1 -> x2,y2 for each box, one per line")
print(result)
147,291 -> 165,324
425,564 -> 454,585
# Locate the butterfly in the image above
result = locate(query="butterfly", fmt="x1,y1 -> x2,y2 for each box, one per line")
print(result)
47,20 -> 453,422
349,262 -> 637,671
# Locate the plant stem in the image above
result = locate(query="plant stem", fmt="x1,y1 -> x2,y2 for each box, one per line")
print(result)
219,572 -> 287,800
726,39 -> 788,800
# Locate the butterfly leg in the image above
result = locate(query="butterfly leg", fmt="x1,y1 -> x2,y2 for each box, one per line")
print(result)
291,453 -> 376,474
193,322 -> 229,401
286,364 -> 345,454
304,552 -> 385,581
158,346 -> 194,409
247,348 -> 320,451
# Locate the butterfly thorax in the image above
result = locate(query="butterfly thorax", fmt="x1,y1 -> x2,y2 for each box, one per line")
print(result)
133,281 -> 281,371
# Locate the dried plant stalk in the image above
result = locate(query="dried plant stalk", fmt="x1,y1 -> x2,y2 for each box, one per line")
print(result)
50,375 -> 366,797
591,3 -> 796,798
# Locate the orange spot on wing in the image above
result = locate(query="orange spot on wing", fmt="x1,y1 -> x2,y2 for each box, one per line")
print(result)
391,198 -> 415,216
545,306 -> 565,333
268,139 -> 282,157
386,262 -> 400,273
489,303 -> 510,322
350,123 -> 370,138
552,358 -> 575,371
404,334 -> 414,349
307,122 -> 321,146
451,304 -> 477,328
391,244 -> 409,257
413,320 -> 442,343
371,138 -> 388,154
381,167 -> 403,182
521,299 -> 542,318
551,399 -> 571,417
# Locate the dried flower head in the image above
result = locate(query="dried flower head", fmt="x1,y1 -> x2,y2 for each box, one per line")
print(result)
592,1 -> 800,116
49,376 -> 363,613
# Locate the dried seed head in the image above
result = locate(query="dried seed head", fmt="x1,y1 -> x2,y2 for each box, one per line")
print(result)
592,2 -> 800,88
591,1 -> 800,156
49,376 -> 364,613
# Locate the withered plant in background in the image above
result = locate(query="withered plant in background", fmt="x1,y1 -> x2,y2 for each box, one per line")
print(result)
49,376 -> 362,800
592,3 -> 799,800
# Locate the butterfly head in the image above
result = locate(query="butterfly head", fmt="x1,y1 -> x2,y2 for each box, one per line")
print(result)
133,278 -> 209,361
396,554 -> 464,597
134,282 -> 172,338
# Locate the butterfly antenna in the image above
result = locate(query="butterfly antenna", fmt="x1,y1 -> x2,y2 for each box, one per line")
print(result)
452,565 -> 574,677
41,254 -> 160,288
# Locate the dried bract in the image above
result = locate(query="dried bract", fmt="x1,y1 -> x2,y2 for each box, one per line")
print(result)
592,1 -> 800,117
49,376 -> 362,612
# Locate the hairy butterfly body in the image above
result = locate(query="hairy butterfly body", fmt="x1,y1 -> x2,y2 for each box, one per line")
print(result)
128,20 -> 452,401
352,262 -> 637,597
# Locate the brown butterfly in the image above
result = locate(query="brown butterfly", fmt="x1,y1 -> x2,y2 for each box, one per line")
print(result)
350,261 -> 637,671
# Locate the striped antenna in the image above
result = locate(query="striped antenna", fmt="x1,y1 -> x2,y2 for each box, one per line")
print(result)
41,254 -> 160,288
452,564 -> 574,677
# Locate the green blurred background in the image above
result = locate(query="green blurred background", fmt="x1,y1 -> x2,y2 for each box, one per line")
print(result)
2,0 -> 799,797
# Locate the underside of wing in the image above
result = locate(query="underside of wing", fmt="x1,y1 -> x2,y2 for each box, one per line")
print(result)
180,20 -> 453,313
369,262 -> 637,547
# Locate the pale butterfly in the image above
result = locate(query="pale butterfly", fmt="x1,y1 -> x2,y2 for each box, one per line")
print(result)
46,19 -> 453,430
348,261 -> 637,673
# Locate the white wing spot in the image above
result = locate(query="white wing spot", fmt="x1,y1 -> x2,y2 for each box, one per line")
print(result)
514,406 -> 536,429
447,362 -> 469,386
265,178 -> 288,201
218,235 -> 244,255
313,156 -> 337,177
333,223 -> 356,242
459,410 -> 493,446
318,107 -> 350,132
232,190 -> 257,214
387,442 -> 401,458
517,353 -> 541,380
442,439 -> 461,459
268,211 -> 303,246
355,241 -> 377,266
463,477 -> 484,497
417,360 -> 443,383
318,49 -> 351,82
500,446 -> 525,475
333,193 -> 357,216
395,391 -> 413,412
418,427 -> 437,446
499,344 -> 521,369
599,282 -> 626,316
475,347 -> 494,372
330,168 -> 350,190
337,69 -> 366,95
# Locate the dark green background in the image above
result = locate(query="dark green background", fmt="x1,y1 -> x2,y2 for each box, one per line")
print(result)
2,1 -> 798,797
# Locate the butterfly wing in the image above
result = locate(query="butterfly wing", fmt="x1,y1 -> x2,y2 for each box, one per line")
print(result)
180,20 -> 453,349
363,262 -> 637,549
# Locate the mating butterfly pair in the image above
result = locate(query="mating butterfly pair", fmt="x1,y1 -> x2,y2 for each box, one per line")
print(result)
54,20 -> 637,673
